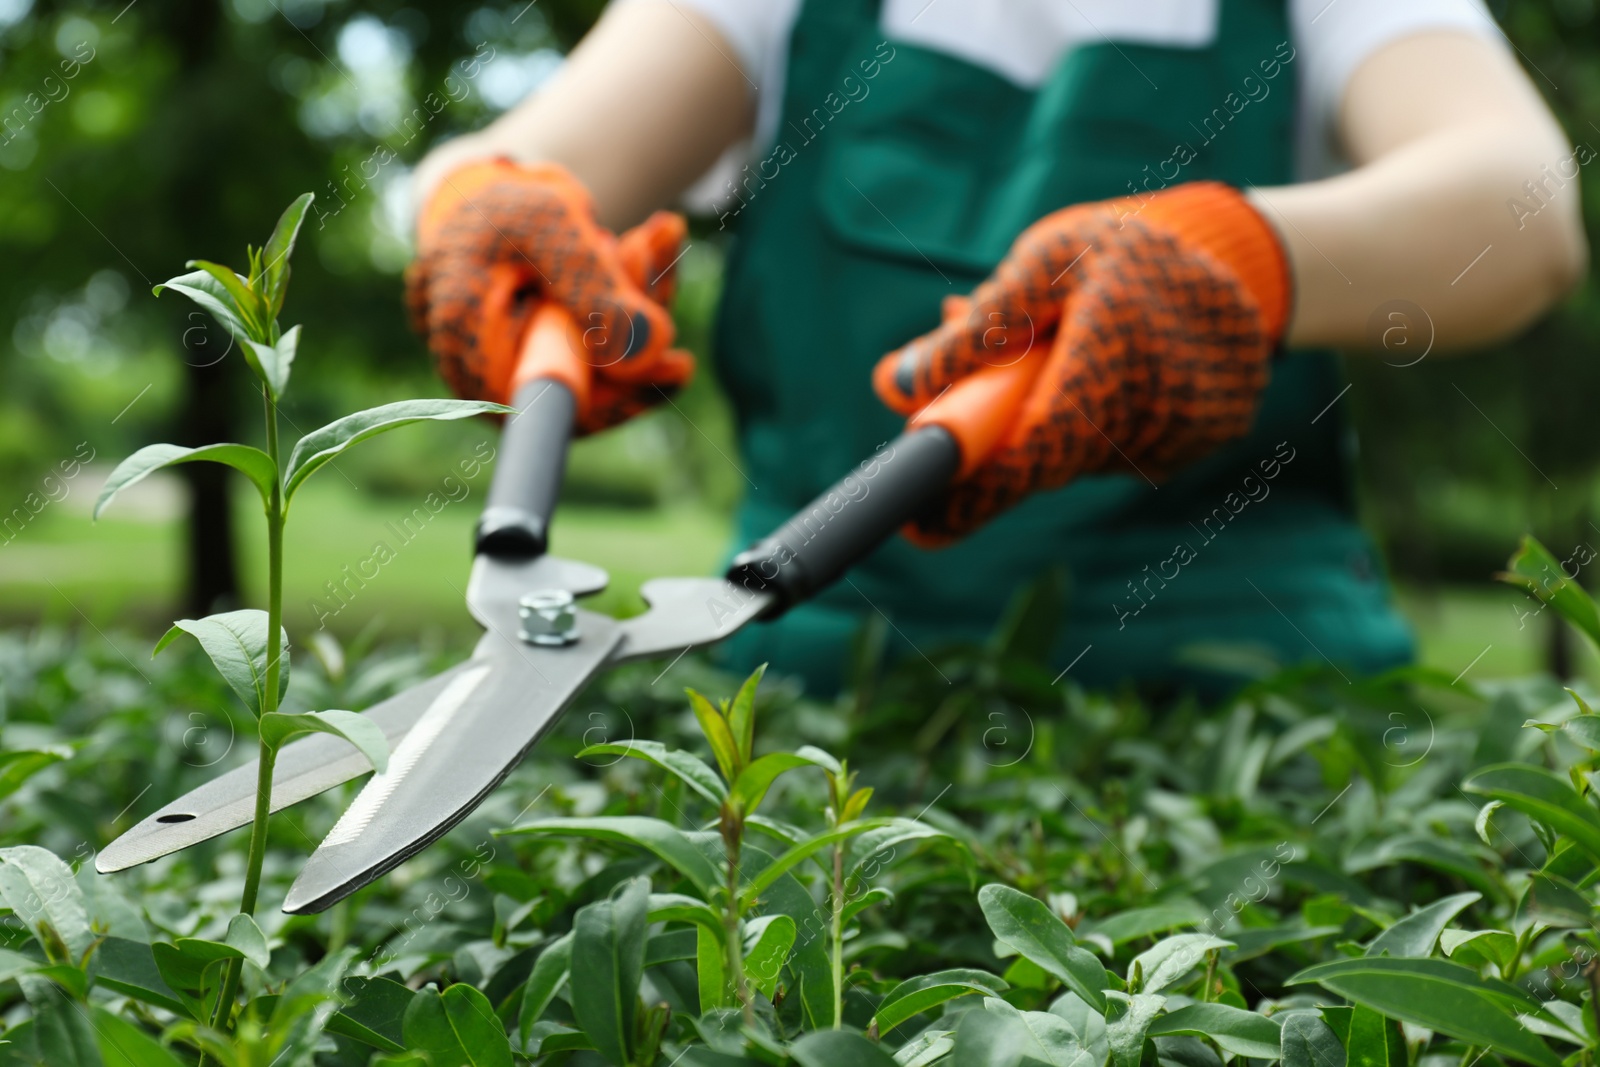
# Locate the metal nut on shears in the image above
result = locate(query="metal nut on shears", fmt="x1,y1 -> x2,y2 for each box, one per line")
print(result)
518,589 -> 578,646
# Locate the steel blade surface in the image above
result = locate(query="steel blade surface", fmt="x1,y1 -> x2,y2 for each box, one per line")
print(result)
283,615 -> 622,914
466,552 -> 608,634
95,658 -> 489,874
611,577 -> 774,664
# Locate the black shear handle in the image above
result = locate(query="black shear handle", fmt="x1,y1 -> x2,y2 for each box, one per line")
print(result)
726,356 -> 1040,616
475,304 -> 588,557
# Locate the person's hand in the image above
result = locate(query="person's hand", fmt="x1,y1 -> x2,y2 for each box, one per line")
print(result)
406,158 -> 693,433
874,181 -> 1291,544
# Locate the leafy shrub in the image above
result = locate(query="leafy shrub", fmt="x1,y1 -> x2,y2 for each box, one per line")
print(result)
0,532 -> 1596,1064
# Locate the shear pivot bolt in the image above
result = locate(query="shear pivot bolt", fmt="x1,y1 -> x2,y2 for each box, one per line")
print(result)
518,589 -> 578,646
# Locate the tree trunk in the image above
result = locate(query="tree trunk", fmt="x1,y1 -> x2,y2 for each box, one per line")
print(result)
173,0 -> 238,616
179,357 -> 239,615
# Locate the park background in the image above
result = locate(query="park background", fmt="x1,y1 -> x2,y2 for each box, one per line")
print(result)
3,0 -> 1600,684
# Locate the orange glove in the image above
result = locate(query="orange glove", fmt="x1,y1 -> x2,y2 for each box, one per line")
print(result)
406,159 -> 694,433
874,182 -> 1290,544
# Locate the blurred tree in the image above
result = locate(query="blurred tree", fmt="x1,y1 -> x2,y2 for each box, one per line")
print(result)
0,0 -> 599,610
0,0 -> 1596,638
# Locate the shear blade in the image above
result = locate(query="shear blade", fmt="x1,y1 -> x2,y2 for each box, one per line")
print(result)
94,660 -> 484,874
282,616 -> 623,914
95,554 -> 607,875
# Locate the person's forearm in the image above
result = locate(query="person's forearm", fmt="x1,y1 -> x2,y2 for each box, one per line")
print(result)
413,1 -> 752,230
1253,33 -> 1587,354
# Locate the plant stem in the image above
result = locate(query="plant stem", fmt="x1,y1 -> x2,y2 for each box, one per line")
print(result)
1587,956 -> 1600,1048
722,819 -> 751,1026
831,844 -> 844,1029
209,388 -> 286,1038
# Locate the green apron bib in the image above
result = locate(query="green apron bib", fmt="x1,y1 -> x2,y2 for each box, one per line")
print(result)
711,0 -> 1414,696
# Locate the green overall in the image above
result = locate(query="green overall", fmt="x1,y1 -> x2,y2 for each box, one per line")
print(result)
711,0 -> 1415,696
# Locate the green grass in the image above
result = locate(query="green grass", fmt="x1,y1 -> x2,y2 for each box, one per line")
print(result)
0,478 -> 731,641
0,476 -> 1566,681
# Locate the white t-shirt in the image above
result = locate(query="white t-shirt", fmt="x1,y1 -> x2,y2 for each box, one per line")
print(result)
646,0 -> 1504,201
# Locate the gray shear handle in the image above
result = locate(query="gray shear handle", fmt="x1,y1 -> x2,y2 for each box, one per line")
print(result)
474,303 -> 591,558
725,425 -> 960,614
475,376 -> 575,557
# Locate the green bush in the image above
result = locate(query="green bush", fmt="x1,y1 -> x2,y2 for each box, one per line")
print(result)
1,532 -> 1599,1064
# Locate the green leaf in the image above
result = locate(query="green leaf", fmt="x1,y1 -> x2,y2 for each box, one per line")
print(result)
845,819 -> 954,883
1475,800 -> 1504,845
244,324 -> 298,400
263,192 -> 314,316
402,984 -> 513,1067
841,786 -> 874,824
154,268 -> 254,344
225,914 -> 270,971
259,710 -> 388,773
576,740 -> 726,805
979,883 -> 1107,1012
500,817 -> 721,896
0,947 -> 44,986
1288,957 -> 1558,1067
744,914 -> 796,999
187,259 -> 264,337
569,877 -> 648,1067
894,1028 -> 957,1067
726,663 -> 765,764
96,442 -> 276,519
154,610 -> 289,716
0,747 -> 71,803
91,1005 -> 187,1067
843,886 -> 894,926
1225,925 -> 1342,963
267,949 -> 356,1066
1343,833 -> 1502,901
695,923 -> 725,1013
29,980 -> 104,1067
796,744 -> 842,775
686,688 -> 739,781
1344,1004 -> 1407,1067
1500,536 -> 1600,650
643,929 -> 695,966
873,969 -> 1009,1035
729,751 -> 826,815
1519,1002 -> 1593,1048
645,892 -> 722,932
518,934 -> 572,1049
1557,711 -> 1600,751
154,937 -> 244,1020
1440,929 -> 1519,972
1147,1003 -> 1281,1059
740,819 -> 899,906
1464,763 -> 1600,861
1365,891 -> 1480,958
1279,1011 -> 1344,1067
89,937 -> 185,1014
1515,871 -> 1593,930
0,846 -> 93,964
951,998 -> 1099,1067
1106,992 -> 1167,1067
1083,902 -> 1207,946
328,976 -> 413,1053
1130,934 -> 1234,993
283,399 -> 511,503
790,1029 -> 901,1067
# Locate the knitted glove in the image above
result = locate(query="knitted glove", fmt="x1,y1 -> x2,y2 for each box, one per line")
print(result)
407,159 -> 693,432
874,182 -> 1290,544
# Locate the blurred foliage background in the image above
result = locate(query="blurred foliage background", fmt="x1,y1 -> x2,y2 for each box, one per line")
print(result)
0,0 -> 1597,682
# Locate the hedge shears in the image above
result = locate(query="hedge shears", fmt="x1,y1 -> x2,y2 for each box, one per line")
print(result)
97,304 -> 1036,913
